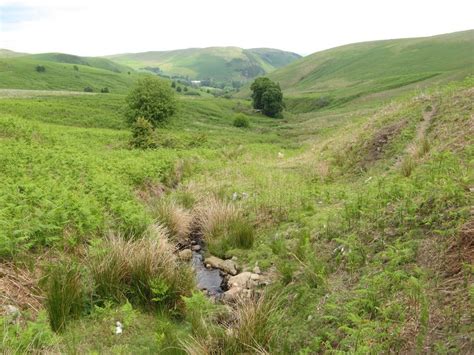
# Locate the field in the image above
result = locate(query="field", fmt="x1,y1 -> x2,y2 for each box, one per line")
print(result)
0,30 -> 473,354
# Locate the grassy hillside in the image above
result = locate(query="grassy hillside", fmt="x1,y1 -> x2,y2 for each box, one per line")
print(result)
0,56 -> 141,93
0,49 -> 27,58
253,30 -> 474,111
29,53 -> 132,73
107,47 -> 301,82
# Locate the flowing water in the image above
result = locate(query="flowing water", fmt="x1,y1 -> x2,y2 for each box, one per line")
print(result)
190,242 -> 225,296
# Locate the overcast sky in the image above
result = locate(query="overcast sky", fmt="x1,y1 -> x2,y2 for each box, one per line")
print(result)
1,0 -> 473,56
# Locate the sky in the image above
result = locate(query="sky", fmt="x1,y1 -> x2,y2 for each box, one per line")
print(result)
0,0 -> 473,56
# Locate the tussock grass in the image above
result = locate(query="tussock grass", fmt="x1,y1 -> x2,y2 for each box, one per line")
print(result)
45,263 -> 85,332
194,197 -> 254,256
401,155 -> 415,177
89,227 -> 194,308
182,294 -> 280,354
153,199 -> 193,242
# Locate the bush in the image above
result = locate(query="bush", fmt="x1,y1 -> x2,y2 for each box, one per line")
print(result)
126,76 -> 177,127
100,87 -> 109,93
130,117 -> 155,149
73,65 -> 79,71
233,114 -> 250,128
401,156 -> 415,177
89,228 -> 194,308
35,65 -> 46,73
176,86 -> 182,93
45,263 -> 86,332
83,86 -> 93,93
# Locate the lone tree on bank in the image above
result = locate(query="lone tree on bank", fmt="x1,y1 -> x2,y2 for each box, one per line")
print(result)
250,77 -> 284,118
126,76 -> 177,127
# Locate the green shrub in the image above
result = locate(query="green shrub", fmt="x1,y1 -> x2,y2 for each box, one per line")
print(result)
233,114 -> 250,128
126,76 -> 177,127
130,117 -> 155,149
46,263 -> 86,332
228,218 -> 254,249
83,86 -> 93,92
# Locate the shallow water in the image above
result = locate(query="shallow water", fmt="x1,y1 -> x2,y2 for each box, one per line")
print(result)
191,250 -> 224,295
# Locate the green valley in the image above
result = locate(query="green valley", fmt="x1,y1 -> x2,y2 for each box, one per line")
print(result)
0,27 -> 472,354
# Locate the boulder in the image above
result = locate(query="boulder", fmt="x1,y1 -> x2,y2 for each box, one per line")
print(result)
178,249 -> 193,261
191,244 -> 201,252
204,256 -> 238,275
223,286 -> 243,302
228,272 -> 260,289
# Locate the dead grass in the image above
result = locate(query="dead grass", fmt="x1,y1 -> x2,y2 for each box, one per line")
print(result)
153,199 -> 193,242
90,226 -> 194,307
193,196 -> 240,241
0,263 -> 43,316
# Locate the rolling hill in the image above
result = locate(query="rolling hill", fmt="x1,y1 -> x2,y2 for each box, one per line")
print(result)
0,49 -> 27,58
255,30 -> 474,111
106,47 -> 301,83
0,54 -> 140,93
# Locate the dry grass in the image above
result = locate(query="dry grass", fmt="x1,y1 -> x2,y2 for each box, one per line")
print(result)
194,196 -> 240,241
182,294 -> 280,354
153,199 -> 193,242
90,226 -> 194,307
0,263 -> 43,316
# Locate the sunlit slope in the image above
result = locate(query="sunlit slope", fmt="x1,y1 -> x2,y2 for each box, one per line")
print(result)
264,30 -> 474,110
107,47 -> 301,81
0,56 -> 140,93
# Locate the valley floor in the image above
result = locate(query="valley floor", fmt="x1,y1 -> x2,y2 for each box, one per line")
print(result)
0,78 -> 473,353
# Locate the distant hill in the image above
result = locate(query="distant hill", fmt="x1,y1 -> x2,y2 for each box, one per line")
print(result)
106,47 -> 301,83
29,53 -> 132,74
0,49 -> 27,58
0,55 -> 140,93
251,30 -> 474,111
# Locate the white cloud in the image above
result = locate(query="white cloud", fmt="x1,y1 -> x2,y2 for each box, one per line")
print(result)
0,0 -> 473,56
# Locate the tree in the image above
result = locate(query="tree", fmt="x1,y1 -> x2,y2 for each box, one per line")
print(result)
250,77 -> 284,117
262,86 -> 284,117
176,86 -> 182,93
125,76 -> 177,127
171,81 -> 176,88
183,86 -> 188,92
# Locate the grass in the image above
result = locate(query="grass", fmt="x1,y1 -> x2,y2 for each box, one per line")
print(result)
89,227 -> 194,308
0,43 -> 472,353
239,30 -> 474,111
45,263 -> 86,332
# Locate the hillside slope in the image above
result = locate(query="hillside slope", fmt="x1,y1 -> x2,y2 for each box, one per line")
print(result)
29,53 -> 132,73
259,30 -> 474,110
106,47 -> 301,83
0,49 -> 27,58
0,56 -> 140,93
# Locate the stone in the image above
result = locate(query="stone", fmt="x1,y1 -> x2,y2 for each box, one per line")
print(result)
4,305 -> 20,319
191,244 -> 201,252
250,273 -> 260,281
228,272 -> 258,288
223,286 -> 243,302
252,266 -> 261,274
178,249 -> 192,261
204,256 -> 238,275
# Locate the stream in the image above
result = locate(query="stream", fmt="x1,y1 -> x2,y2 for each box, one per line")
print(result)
190,241 -> 226,296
